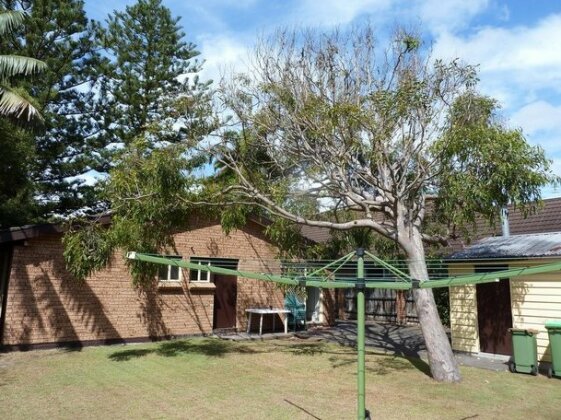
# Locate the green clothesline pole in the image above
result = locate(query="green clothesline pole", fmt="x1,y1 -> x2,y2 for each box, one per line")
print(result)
356,248 -> 367,420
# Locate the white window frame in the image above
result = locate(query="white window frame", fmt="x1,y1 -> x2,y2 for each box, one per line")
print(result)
189,259 -> 213,283
157,255 -> 183,282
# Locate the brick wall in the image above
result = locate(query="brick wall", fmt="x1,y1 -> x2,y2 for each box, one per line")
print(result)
1,216 -> 285,347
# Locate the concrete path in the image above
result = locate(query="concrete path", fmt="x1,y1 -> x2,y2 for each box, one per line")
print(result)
299,321 -> 510,372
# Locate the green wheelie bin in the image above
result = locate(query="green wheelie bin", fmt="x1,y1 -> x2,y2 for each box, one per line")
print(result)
545,320 -> 561,379
508,328 -> 539,375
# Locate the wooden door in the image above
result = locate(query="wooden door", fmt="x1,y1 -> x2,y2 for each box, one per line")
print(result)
213,274 -> 237,330
476,277 -> 513,355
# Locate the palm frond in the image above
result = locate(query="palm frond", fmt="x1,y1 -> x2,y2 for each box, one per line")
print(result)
0,86 -> 43,121
0,10 -> 25,36
0,55 -> 47,78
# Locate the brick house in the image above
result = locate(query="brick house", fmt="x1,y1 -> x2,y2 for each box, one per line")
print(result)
0,214 -> 335,350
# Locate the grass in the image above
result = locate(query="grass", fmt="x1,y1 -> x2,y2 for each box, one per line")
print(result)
0,337 -> 559,419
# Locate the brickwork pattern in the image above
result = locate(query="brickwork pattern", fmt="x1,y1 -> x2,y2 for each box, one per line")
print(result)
2,217 -> 284,346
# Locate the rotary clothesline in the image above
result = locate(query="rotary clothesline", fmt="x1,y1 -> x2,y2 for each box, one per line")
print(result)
126,250 -> 561,290
126,249 -> 561,420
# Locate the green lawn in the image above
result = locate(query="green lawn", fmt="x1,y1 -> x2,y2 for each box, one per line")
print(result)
0,337 -> 559,419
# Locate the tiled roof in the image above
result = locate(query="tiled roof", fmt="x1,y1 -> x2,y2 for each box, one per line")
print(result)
298,225 -> 332,244
506,197 -> 561,235
448,232 -> 561,260
299,197 -> 561,246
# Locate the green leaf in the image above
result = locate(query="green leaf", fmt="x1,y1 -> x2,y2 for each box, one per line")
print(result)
0,86 -> 42,120
0,55 -> 46,78
0,10 -> 24,36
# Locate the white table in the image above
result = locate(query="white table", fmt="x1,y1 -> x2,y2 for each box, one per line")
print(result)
246,308 -> 291,335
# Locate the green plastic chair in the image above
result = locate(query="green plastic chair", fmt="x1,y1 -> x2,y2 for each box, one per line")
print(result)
285,292 -> 306,332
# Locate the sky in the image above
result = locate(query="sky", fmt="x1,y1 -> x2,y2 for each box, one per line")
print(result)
85,0 -> 561,197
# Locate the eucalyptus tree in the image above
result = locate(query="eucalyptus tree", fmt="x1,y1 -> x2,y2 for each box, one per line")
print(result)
212,27 -> 557,382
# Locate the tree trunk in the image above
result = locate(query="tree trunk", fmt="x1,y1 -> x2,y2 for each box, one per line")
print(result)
405,232 -> 461,383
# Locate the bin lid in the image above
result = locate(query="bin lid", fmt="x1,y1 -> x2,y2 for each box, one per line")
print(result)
509,328 -> 539,335
545,320 -> 561,329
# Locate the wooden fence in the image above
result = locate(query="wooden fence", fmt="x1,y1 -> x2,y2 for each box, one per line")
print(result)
342,288 -> 417,324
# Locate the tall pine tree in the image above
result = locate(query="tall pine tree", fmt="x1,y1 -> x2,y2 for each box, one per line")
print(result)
99,0 -> 211,159
1,0 -> 105,220
63,0 -> 219,283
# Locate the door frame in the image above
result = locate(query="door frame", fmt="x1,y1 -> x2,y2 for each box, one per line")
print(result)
0,245 -> 13,345
475,264 -> 513,355
212,273 -> 238,330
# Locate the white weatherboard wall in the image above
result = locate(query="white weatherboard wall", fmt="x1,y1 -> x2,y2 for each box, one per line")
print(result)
449,264 -> 480,353
509,259 -> 561,362
448,259 -> 561,362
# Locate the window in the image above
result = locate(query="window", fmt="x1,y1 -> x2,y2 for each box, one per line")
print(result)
157,255 -> 182,282
189,258 -> 212,283
189,257 -> 238,283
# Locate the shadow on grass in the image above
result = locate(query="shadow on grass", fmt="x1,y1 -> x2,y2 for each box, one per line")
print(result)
302,321 -> 433,377
277,342 -> 330,356
108,337 -> 432,377
272,339 -> 431,377
268,341 -> 431,376
109,349 -> 153,361
108,338 -> 257,361
406,356 -> 431,377
284,399 -> 322,419
326,350 -> 430,376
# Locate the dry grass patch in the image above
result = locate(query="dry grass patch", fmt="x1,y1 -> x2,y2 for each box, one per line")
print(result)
0,337 -> 559,419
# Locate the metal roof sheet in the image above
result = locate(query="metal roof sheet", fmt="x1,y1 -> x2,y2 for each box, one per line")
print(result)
448,232 -> 561,260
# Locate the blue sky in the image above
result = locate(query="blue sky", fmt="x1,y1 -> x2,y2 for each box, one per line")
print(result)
85,0 -> 561,196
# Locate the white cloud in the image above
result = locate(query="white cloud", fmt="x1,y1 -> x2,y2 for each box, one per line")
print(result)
290,0 -> 489,30
508,102 -> 561,181
185,0 -> 259,9
417,0 -> 489,33
511,101 -> 561,136
433,14 -> 561,97
438,16 -> 561,73
197,34 -> 251,83
292,0 -> 391,27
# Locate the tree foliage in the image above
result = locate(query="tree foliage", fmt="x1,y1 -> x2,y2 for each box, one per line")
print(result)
1,0 -> 104,218
0,119 -> 36,226
97,0 -> 211,160
0,8 -> 46,120
63,0 -> 216,285
0,7 -> 45,227
212,26 -> 557,382
433,94 -> 557,237
63,138 -> 198,284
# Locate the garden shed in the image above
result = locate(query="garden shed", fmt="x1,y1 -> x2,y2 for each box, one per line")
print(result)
447,232 -> 561,364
